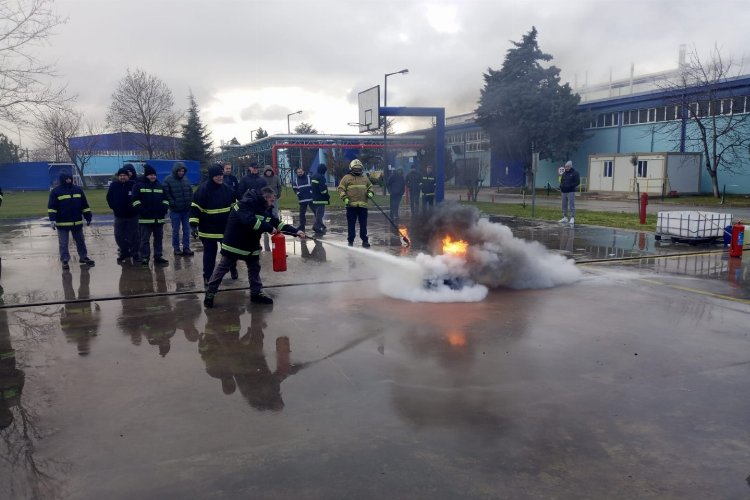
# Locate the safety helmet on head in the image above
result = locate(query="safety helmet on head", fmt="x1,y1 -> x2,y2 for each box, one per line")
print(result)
349,159 -> 363,174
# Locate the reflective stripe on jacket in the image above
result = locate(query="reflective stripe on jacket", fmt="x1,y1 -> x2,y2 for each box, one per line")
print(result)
190,181 -> 236,239
48,184 -> 91,224
337,173 -> 373,207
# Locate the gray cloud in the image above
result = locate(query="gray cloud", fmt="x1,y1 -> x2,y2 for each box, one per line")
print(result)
19,0 -> 750,144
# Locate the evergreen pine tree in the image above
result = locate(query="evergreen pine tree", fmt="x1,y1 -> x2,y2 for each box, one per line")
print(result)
180,93 -> 213,170
476,27 -> 588,173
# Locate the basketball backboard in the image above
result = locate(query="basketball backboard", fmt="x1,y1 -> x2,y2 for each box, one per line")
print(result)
357,85 -> 380,133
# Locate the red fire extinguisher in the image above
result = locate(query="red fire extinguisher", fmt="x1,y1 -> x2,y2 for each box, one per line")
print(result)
271,232 -> 287,271
729,221 -> 745,258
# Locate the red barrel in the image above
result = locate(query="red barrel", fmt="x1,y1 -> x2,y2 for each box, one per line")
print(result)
271,232 -> 287,271
729,221 -> 745,258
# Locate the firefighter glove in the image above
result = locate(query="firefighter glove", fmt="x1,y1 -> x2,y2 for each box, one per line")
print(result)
344,198 -> 350,206
367,191 -> 374,199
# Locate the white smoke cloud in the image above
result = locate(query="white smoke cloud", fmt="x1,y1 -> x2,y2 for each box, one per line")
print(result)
325,215 -> 580,303
466,219 -> 582,289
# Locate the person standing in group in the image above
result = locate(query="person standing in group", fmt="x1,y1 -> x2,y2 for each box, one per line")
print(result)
47,171 -> 95,270
222,162 -> 239,194
262,166 -> 282,215
190,164 -> 238,287
203,187 -> 305,308
292,166 -> 313,232
558,160 -> 580,226
337,159 -> 373,248
386,167 -> 405,222
310,163 -> 330,234
121,163 -> 141,252
132,163 -> 170,266
106,167 -> 140,263
163,162 -> 194,256
420,165 -> 436,210
262,165 -> 282,251
405,165 -> 421,216
122,163 -> 138,182
235,161 -> 265,199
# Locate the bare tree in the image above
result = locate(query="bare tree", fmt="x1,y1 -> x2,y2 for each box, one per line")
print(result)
0,0 -> 68,125
656,45 -> 750,197
37,108 -> 102,187
106,68 -> 181,159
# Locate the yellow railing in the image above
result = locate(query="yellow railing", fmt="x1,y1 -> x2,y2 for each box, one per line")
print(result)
629,177 -> 666,193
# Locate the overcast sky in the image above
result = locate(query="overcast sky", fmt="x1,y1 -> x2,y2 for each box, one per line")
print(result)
19,0 -> 750,148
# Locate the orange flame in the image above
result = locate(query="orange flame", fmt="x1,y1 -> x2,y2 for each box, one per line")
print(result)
399,225 -> 409,240
445,331 -> 467,347
442,236 -> 468,256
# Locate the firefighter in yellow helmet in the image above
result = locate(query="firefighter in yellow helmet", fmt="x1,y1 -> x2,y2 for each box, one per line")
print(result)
337,159 -> 374,247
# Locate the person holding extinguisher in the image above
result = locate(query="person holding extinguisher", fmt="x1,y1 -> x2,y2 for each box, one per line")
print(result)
204,187 -> 306,308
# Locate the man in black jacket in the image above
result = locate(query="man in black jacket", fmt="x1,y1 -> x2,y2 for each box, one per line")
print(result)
204,187 -> 305,308
386,167 -> 405,222
132,164 -> 169,266
106,167 -> 139,263
222,162 -> 239,194
310,163 -> 330,234
405,165 -> 421,216
47,172 -> 95,270
190,164 -> 238,286
558,160 -> 580,226
235,161 -> 266,199
420,165 -> 436,210
163,162 -> 194,256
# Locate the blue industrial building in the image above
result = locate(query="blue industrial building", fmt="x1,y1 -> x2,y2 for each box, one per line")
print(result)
444,73 -> 750,195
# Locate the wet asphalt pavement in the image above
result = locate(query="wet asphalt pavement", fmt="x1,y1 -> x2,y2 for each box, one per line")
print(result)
0,206 -> 748,499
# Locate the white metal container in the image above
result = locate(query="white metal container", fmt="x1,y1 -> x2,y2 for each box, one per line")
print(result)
656,211 -> 733,239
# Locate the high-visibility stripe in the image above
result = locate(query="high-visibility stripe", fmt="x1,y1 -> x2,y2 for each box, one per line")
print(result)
221,243 -> 251,256
56,221 -> 83,226
57,195 -> 71,200
277,222 -> 286,231
0,350 -> 15,361
82,208 -> 91,212
312,201 -> 328,204
139,188 -> 164,193
139,219 -> 156,224
189,218 -> 199,224
198,231 -> 223,239
346,185 -> 368,190
72,194 -> 82,198
253,216 -> 262,230
48,209 -> 57,213
193,205 -> 231,214
132,200 -> 141,206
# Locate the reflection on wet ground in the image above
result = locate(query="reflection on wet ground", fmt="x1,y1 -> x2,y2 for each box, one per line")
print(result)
0,210 -> 749,498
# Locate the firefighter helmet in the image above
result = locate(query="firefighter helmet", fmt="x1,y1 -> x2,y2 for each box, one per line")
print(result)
349,159 -> 364,174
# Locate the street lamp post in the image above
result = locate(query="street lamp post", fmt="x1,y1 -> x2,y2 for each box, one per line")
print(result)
383,69 -> 408,194
287,110 -> 303,134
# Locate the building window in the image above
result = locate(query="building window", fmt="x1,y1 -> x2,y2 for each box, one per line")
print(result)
603,161 -> 613,178
637,160 -> 648,178
656,107 -> 666,122
732,96 -> 746,114
638,109 -> 649,123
